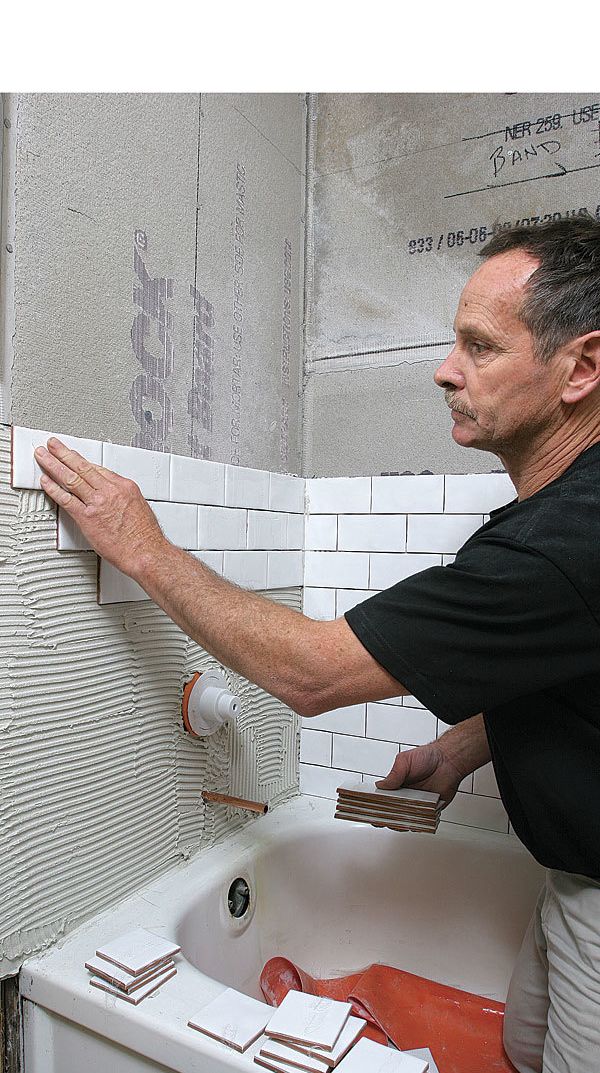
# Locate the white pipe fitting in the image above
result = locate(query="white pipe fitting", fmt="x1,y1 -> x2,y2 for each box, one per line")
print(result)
182,669 -> 241,737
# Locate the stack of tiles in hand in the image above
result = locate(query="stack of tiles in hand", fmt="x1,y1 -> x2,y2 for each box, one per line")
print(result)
334,778 -> 441,834
85,928 -> 180,1004
253,991 -> 429,1072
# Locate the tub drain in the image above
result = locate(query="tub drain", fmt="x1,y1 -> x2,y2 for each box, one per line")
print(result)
228,877 -> 251,918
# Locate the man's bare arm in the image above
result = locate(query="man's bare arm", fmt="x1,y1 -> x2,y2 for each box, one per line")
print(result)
34,439 -> 406,717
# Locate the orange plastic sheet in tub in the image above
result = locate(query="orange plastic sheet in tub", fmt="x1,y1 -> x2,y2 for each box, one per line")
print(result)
260,957 -> 518,1073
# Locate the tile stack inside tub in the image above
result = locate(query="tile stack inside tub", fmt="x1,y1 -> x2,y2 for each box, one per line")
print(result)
84,927 -> 180,1004
188,987 -> 432,1070
334,777 -> 441,834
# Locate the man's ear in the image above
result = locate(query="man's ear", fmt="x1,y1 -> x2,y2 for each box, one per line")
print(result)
561,331 -> 600,405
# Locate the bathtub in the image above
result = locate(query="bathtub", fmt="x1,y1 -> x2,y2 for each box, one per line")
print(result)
20,794 -> 544,1073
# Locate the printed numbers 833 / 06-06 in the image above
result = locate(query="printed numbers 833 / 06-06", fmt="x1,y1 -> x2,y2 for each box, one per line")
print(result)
408,227 -> 489,254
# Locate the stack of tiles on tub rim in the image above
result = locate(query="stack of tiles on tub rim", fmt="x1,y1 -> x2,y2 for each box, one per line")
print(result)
335,778 -> 441,834
85,928 -> 180,1004
254,990 -> 430,1072
187,987 -> 433,1069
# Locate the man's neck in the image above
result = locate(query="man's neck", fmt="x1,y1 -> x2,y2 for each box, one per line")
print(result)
498,420 -> 600,501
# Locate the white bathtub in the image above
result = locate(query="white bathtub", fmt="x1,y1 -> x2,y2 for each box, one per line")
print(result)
20,794 -> 544,1073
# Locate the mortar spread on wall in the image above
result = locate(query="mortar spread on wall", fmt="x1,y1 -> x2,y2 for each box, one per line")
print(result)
0,424 -> 300,978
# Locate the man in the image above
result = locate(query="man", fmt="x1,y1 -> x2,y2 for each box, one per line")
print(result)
35,216 -> 600,1073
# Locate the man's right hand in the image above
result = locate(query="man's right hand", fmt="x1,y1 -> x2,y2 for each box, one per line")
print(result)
375,742 -> 465,807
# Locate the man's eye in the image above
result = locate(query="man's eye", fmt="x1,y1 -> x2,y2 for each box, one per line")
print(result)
470,341 -> 488,355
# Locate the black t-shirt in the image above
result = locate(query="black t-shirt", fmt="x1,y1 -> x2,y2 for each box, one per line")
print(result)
345,444 -> 600,880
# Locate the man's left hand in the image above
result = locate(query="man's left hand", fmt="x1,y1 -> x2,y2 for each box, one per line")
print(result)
34,438 -> 166,579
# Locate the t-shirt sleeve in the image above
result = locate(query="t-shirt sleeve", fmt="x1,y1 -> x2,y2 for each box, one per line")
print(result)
344,534 -> 599,723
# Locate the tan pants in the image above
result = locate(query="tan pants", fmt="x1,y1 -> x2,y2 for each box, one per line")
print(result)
503,870 -> 600,1073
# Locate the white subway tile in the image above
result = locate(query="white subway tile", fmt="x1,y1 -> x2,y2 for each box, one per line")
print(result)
300,764 -> 352,800
57,509 -> 93,551
377,696 -> 405,707
332,734 -> 399,777
444,473 -> 515,513
459,774 -> 474,793
247,510 -> 287,550
371,474 -> 444,514
102,442 -> 170,500
305,704 -> 366,736
12,426 -> 103,490
306,477 -> 371,514
336,589 -> 378,617
367,703 -> 437,746
442,554 -> 456,565
338,515 -> 406,553
198,506 -> 247,550
225,465 -> 270,509
473,761 -> 500,798
191,551 -> 224,574
269,472 -> 305,513
407,514 -> 483,554
170,453 -> 225,506
301,729 -> 332,766
150,501 -> 198,549
441,791 -> 509,833
98,561 -> 150,604
437,719 -> 452,736
285,513 -> 304,550
304,552 -> 369,589
302,587 -> 336,620
223,551 -> 268,589
369,553 -> 441,590
267,552 -> 303,588
404,696 -> 426,709
305,514 -> 337,551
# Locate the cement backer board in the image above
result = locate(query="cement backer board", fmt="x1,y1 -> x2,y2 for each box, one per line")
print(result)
304,355 -> 497,476
0,423 -> 300,978
9,93 -> 305,474
308,92 -> 600,356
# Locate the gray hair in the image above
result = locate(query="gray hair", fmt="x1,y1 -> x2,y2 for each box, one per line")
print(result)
479,216 -> 600,362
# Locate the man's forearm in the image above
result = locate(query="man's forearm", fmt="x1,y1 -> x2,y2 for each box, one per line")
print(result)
436,714 -> 491,778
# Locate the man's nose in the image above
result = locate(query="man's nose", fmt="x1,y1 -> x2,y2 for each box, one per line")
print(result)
434,347 -> 465,390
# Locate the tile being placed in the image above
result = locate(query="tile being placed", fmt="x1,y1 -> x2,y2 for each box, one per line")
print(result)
12,426 -> 102,490
407,514 -> 483,554
150,501 -> 198,549
304,553 -> 369,590
444,472 -> 515,513
338,515 -> 406,553
188,987 -> 271,1052
371,474 -> 444,514
198,506 -> 247,550
302,587 -> 336,620
98,561 -> 150,605
170,453 -> 225,506
247,511 -> 287,550
269,472 -> 305,513
225,464 -> 270,509
369,553 -> 441,590
267,552 -> 303,588
306,477 -> 371,515
305,514 -> 337,551
57,509 -> 93,552
223,552 -> 268,590
102,443 -> 170,501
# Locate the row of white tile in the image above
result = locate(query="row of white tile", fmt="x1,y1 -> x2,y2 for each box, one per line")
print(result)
303,580 -> 460,621
11,426 -> 305,512
59,504 -> 304,553
304,547 -> 463,590
300,762 -> 509,834
98,551 -> 304,604
306,472 -> 515,515
306,514 -> 484,556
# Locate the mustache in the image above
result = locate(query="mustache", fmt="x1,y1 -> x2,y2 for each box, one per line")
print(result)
445,392 -> 477,420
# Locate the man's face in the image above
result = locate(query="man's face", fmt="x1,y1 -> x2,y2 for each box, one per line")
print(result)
434,250 -> 567,456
